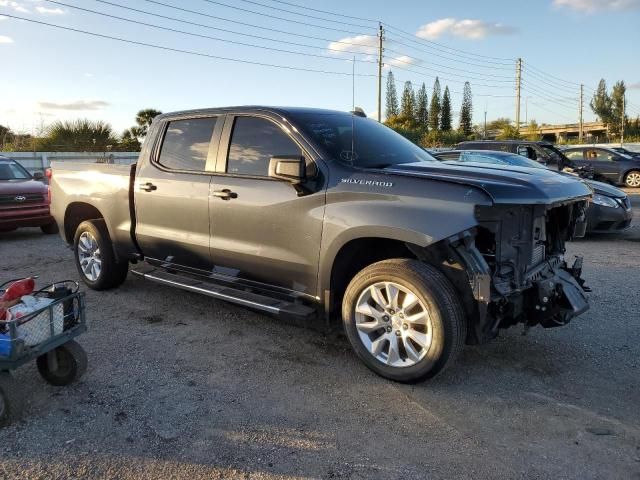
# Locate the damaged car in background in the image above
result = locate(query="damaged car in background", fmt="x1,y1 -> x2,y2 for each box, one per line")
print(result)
50,107 -> 592,382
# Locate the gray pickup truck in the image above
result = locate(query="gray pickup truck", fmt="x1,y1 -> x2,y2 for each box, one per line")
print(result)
51,107 -> 592,382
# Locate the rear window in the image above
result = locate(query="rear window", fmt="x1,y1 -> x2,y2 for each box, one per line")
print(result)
157,117 -> 218,172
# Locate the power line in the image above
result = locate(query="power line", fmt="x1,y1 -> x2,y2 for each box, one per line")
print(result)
384,24 -> 515,64
45,0 -> 379,63
233,0 -> 376,29
521,66 -> 580,94
388,61 -> 514,89
385,35 -> 515,71
134,0 -> 376,50
520,82 -> 579,107
198,0 -> 374,36
93,0 -> 378,58
0,14 -> 377,77
254,0 -> 379,23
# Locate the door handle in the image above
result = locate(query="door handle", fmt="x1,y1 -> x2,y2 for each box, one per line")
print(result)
212,189 -> 238,200
139,182 -> 157,192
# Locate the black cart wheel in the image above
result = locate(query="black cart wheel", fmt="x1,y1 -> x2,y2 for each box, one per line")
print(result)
36,340 -> 88,386
0,371 -> 23,427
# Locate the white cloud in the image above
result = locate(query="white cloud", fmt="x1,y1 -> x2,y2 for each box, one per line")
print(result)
0,15 -> 7,20
36,6 -> 64,14
416,17 -> 517,40
0,35 -> 13,43
385,55 -> 420,68
327,34 -> 378,56
37,100 -> 111,111
0,1 -> 30,13
553,0 -> 640,12
629,82 -> 640,90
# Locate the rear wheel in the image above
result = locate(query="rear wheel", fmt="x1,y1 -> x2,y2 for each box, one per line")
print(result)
0,372 -> 23,427
342,259 -> 466,383
73,220 -> 128,290
40,222 -> 59,235
624,170 -> 640,188
36,340 -> 88,386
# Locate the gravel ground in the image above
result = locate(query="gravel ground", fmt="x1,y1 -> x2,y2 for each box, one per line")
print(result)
1,201 -> 639,480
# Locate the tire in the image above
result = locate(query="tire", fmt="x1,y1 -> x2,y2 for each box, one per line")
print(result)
73,220 -> 128,290
342,259 -> 466,383
0,371 -> 23,427
36,340 -> 88,387
624,170 -> 640,188
40,222 -> 59,235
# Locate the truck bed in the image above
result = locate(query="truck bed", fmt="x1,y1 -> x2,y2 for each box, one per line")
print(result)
49,161 -> 137,258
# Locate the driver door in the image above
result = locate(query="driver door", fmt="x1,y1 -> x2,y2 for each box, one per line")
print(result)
208,114 -> 325,296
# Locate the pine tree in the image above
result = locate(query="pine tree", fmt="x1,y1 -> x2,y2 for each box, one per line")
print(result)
415,83 -> 429,129
590,79 -> 613,126
428,77 -> 441,131
400,81 -> 416,120
385,71 -> 399,119
440,86 -> 452,131
610,80 -> 626,135
458,82 -> 473,136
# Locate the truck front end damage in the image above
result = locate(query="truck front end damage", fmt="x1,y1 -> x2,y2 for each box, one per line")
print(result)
449,199 -> 590,343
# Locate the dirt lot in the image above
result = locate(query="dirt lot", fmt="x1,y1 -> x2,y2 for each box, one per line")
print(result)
1,205 -> 639,479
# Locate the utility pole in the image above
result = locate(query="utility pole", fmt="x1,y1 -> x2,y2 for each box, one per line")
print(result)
376,23 -> 384,122
484,109 -> 487,139
621,94 -> 625,146
579,84 -> 584,143
515,58 -> 522,130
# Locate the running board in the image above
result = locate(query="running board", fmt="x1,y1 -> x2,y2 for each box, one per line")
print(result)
131,268 -> 316,320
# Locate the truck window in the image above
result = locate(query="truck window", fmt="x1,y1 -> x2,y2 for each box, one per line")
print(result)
227,117 -> 302,176
157,117 -> 218,172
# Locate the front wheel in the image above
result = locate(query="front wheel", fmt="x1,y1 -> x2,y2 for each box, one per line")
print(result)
624,170 -> 640,188
73,220 -> 128,290
342,259 -> 466,383
36,340 -> 88,386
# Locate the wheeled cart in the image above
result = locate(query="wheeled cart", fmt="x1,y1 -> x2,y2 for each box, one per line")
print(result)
0,280 -> 87,427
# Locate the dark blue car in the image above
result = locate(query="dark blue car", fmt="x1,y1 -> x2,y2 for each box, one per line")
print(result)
563,146 -> 640,188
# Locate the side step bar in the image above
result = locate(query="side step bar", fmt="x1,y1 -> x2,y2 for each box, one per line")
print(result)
131,268 -> 317,320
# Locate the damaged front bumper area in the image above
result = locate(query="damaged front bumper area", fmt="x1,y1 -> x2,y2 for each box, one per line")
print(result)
448,200 -> 591,343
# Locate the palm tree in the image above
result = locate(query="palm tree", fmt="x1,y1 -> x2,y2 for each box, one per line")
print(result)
39,119 -> 117,152
133,108 -> 162,138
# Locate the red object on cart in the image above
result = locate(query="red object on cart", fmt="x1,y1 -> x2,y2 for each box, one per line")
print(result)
0,278 -> 35,303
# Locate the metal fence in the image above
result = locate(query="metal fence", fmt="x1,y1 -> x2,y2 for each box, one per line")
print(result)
1,152 -> 139,174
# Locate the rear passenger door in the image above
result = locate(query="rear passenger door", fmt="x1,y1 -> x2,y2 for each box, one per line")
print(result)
135,115 -> 223,271
208,114 -> 326,296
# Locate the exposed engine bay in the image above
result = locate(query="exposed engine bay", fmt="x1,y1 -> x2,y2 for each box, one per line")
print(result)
448,199 -> 590,343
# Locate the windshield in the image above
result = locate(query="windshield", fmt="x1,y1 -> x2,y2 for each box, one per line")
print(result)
288,113 -> 436,168
458,151 -> 548,169
539,144 -> 568,163
0,161 -> 31,180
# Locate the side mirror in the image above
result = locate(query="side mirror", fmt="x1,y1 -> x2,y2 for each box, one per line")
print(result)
32,171 -> 45,181
268,155 -> 305,184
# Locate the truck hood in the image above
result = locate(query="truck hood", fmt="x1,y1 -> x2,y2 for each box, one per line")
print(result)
0,178 -> 48,196
384,162 -> 592,205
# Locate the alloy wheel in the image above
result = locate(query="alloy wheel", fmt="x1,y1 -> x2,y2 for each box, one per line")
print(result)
625,172 -> 640,188
354,281 -> 433,367
77,231 -> 102,281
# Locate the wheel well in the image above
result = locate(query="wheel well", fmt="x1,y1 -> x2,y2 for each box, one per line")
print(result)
328,237 -> 478,335
63,202 -> 104,244
329,238 -> 416,317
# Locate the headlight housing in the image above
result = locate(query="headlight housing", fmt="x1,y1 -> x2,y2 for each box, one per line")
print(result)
592,193 -> 619,208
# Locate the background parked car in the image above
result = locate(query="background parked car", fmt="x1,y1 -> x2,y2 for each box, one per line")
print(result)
434,150 -> 633,234
609,146 -> 640,159
562,146 -> 640,188
0,155 -> 58,234
456,140 -> 571,170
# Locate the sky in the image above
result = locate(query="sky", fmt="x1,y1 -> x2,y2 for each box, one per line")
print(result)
1,0 -> 639,135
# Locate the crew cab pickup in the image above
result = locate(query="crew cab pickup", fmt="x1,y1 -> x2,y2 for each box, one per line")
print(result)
50,107 -> 592,382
